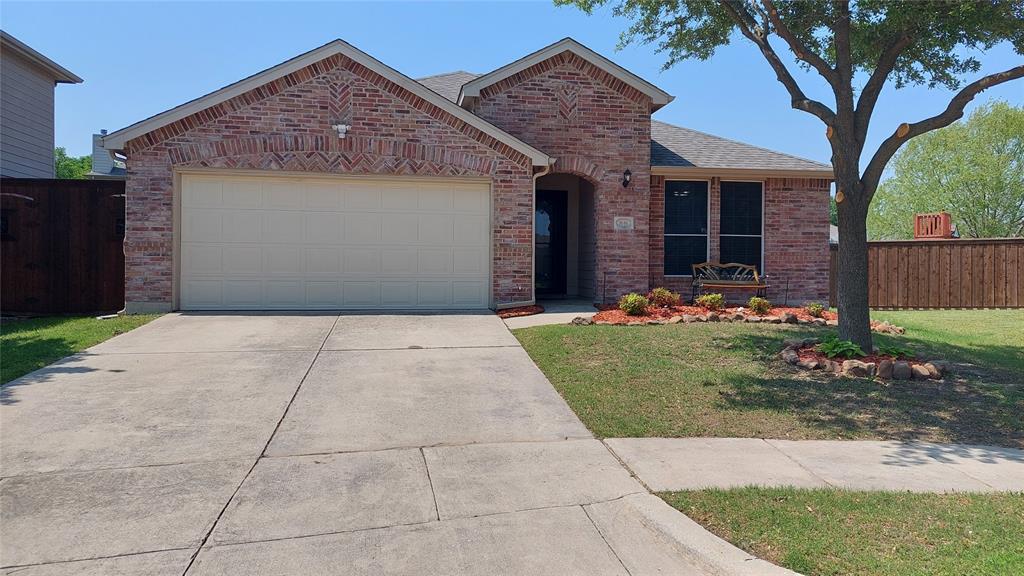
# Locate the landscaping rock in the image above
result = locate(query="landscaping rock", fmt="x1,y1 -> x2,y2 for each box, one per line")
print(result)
892,361 -> 912,380
797,318 -> 811,325
827,360 -> 843,373
826,319 -> 839,327
706,312 -> 720,322
764,316 -> 782,324
812,318 -> 827,326
911,364 -> 932,380
647,319 -> 667,325
783,338 -> 804,348
780,312 -> 797,324
802,337 -> 821,346
682,314 -> 699,323
877,359 -> 894,379
729,312 -> 745,322
841,360 -> 876,378
569,316 -> 593,326
667,316 -> 683,324
781,349 -> 800,365
696,315 -> 709,322
928,360 -> 952,375
873,321 -> 906,335
745,316 -> 761,323
922,363 -> 943,380
797,358 -> 820,370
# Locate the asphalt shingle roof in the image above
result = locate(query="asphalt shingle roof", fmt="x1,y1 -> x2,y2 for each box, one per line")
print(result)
417,71 -> 479,102
416,73 -> 831,174
651,120 -> 830,172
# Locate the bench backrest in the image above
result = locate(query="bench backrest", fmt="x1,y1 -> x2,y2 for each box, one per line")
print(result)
691,262 -> 761,283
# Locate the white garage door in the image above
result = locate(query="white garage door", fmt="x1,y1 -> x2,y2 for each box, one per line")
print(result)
180,174 -> 491,310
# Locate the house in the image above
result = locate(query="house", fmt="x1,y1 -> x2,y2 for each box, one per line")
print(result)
0,31 -> 82,178
101,38 -> 832,313
86,130 -> 127,180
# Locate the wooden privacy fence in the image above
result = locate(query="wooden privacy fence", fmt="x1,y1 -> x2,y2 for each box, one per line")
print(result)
829,238 -> 1024,309
1,178 -> 125,314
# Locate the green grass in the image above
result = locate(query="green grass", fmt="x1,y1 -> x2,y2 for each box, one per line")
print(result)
661,488 -> 1024,576
514,310 -> 1024,447
1,315 -> 160,384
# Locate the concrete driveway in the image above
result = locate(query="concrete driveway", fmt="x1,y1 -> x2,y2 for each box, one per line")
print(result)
1,312 -> 756,575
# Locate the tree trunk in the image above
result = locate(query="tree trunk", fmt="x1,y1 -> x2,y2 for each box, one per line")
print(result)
835,181 -> 873,351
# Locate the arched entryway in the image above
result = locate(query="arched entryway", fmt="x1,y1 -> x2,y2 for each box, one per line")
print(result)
535,173 -> 597,301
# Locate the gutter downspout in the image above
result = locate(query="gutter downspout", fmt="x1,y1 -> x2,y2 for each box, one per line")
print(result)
529,160 -> 555,307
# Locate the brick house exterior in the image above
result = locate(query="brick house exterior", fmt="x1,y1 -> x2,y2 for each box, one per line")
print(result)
103,38 -> 832,312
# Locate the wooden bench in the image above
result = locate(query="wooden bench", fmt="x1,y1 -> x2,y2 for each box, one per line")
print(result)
691,262 -> 769,301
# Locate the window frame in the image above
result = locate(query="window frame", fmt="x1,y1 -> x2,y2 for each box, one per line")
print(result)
663,179 -> 711,278
718,179 -> 765,274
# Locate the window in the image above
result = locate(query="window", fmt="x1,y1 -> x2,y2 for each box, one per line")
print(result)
720,181 -> 763,272
664,180 -> 708,276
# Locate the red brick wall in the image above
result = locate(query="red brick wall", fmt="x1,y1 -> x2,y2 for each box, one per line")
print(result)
469,51 -> 653,301
122,53 -> 535,311
649,176 -> 831,305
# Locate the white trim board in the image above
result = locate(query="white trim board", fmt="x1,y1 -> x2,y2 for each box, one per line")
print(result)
458,38 -> 673,111
101,39 -> 553,167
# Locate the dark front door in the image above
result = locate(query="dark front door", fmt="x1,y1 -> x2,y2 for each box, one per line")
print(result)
535,190 -> 567,296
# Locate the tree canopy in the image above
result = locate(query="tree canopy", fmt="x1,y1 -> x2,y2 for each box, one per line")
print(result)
54,147 -> 91,180
559,0 -> 1024,348
869,101 -> 1024,239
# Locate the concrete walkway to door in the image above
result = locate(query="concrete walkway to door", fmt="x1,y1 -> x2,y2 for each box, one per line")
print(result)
0,312 -> 789,575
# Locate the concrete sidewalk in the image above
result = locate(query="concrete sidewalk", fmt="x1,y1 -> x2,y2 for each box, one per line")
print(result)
606,438 -> 1024,493
503,299 -> 596,329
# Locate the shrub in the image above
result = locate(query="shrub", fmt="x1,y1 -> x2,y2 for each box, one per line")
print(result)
618,293 -> 651,316
817,336 -> 866,359
648,287 -> 681,308
747,296 -> 772,315
878,343 -> 913,359
806,302 -> 826,318
695,293 -> 725,311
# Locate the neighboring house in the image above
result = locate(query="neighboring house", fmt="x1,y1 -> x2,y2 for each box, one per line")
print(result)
0,31 -> 82,178
101,38 -> 832,313
86,130 -> 126,180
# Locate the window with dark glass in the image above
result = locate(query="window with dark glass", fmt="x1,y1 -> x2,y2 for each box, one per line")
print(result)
664,180 -> 708,276
719,181 -> 763,272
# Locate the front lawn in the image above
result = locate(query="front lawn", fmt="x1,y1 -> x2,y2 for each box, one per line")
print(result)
1,315 -> 160,384
661,487 -> 1024,576
514,309 -> 1023,447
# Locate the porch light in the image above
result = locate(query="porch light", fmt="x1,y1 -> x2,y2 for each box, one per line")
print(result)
622,169 -> 632,188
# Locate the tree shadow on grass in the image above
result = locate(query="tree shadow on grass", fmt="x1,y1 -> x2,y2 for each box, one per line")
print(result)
0,332 -> 106,403
717,330 -> 1024,449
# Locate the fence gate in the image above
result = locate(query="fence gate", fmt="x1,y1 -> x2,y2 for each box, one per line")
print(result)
1,178 -> 125,314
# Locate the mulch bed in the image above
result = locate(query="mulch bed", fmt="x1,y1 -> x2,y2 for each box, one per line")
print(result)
592,305 -> 836,325
496,305 -> 545,319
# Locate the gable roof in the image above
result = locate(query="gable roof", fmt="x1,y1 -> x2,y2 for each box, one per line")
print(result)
457,38 -> 673,111
651,120 -> 833,177
418,71 -> 479,103
101,40 -> 552,167
1,31 -> 82,84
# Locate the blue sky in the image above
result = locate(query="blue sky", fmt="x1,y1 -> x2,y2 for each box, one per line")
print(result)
4,1 -> 1021,164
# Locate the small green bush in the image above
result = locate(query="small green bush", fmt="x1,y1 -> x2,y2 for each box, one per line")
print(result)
648,287 -> 681,308
747,296 -> 772,315
806,302 -> 826,318
878,343 -> 913,359
817,336 -> 866,359
695,293 -> 725,311
618,293 -> 651,316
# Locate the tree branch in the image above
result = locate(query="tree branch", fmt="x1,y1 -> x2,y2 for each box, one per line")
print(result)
760,0 -> 838,85
862,65 -> 1024,195
720,1 -> 837,124
854,33 -> 914,146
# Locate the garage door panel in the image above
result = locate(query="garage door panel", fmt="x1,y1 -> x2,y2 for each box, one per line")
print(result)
223,212 -> 261,242
222,246 -> 261,274
181,175 -> 489,310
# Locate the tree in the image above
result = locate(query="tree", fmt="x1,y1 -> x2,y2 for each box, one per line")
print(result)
54,147 -> 91,179
869,101 -> 1024,239
559,0 -> 1024,349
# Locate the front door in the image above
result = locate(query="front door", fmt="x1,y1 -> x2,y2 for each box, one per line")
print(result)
535,190 -> 567,296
